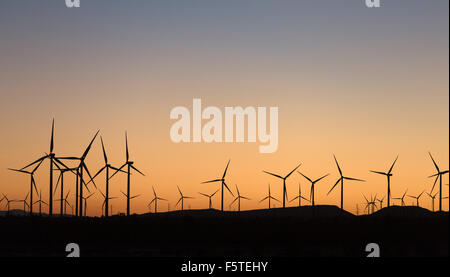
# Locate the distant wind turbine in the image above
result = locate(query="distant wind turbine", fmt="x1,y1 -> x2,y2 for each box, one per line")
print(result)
263,163 -> 301,208
370,156 -> 398,207
230,184 -> 250,212
198,189 -> 219,209
426,191 -> 438,212
392,189 -> 408,206
407,191 -> 424,207
290,182 -> 309,207
33,190 -> 47,216
176,186 -> 193,211
428,152 -> 449,212
328,155 -> 365,210
202,160 -> 234,211
259,184 -> 279,209
148,186 -> 167,213
298,171 -> 329,206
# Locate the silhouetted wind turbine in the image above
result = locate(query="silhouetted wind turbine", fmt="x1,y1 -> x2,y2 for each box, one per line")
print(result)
58,130 -> 99,217
202,160 -> 234,211
407,191 -> 424,207
328,155 -> 365,210
290,182 -> 309,207
2,194 -> 17,215
298,171 -> 328,207
33,190 -> 47,216
53,165 -> 77,215
370,156 -> 398,207
99,189 -> 117,217
198,189 -> 219,209
89,136 -> 126,217
392,189 -> 408,206
19,119 -> 71,216
176,186 -> 193,211
363,194 -> 377,214
18,193 -> 30,213
259,184 -> 279,209
148,186 -> 167,213
81,192 -> 95,217
55,190 -> 71,215
263,163 -> 301,208
8,159 -> 44,215
426,191 -> 438,212
120,191 -> 140,215
111,132 -> 145,216
230,184 -> 250,212
376,196 -> 385,209
428,152 -> 449,212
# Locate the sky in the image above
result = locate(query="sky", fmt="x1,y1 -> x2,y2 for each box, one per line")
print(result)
0,0 -> 448,216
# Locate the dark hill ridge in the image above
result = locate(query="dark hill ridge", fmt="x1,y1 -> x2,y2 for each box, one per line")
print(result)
0,205 -> 447,257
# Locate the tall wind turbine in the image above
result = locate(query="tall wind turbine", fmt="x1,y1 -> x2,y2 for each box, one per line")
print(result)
230,184 -> 250,212
198,189 -> 219,209
81,192 -> 95,217
8,159 -> 44,215
89,136 -> 126,217
263,163 -> 301,208
327,155 -> 365,210
428,152 -> 449,212
392,189 -> 408,206
111,132 -> 145,216
54,190 -> 71,215
259,184 -> 279,209
370,156 -> 398,207
148,186 -> 167,213
426,191 -> 438,212
33,190 -> 47,216
19,119 -> 71,216
290,182 -> 309,207
58,130 -> 99,217
407,191 -> 424,207
18,193 -> 30,213
176,186 -> 193,211
202,160 -> 234,211
298,171 -> 328,206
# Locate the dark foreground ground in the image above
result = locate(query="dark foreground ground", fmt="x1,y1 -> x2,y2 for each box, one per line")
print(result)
0,206 -> 448,257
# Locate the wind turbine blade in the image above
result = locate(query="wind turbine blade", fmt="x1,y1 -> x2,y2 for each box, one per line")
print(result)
430,175 -> 439,193
83,163 -> 96,189
333,155 -> 342,176
230,197 -> 238,206
121,191 -> 127,198
223,182 -> 234,197
53,173 -> 62,194
259,196 -> 269,203
286,163 -> 302,178
130,194 -> 140,200
428,152 -> 440,172
301,196 -> 310,202
20,155 -> 48,170
32,158 -> 45,173
158,197 -> 167,201
271,196 -> 280,203
298,171 -> 312,183
100,136 -> 108,164
263,171 -> 283,179
199,192 -> 209,198
290,196 -> 299,202
211,189 -> 219,197
109,163 -> 127,179
344,176 -> 365,182
125,131 -> 129,162
388,155 -> 398,174
50,118 -> 55,153
32,178 -> 39,195
176,197 -> 182,207
130,164 -> 145,176
222,159 -> 230,179
109,166 -> 127,173
89,166 -> 106,184
363,194 -> 369,203
370,170 -> 387,175
8,168 -> 30,174
82,130 -> 100,160
98,189 -> 106,199
235,184 -> 240,196
152,186 -> 157,197
327,178 -> 342,195
241,196 -> 250,200
201,179 -> 222,184
314,173 -> 329,183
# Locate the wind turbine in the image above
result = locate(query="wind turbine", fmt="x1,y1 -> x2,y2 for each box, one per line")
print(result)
198,189 -> 219,209
120,191 -> 140,215
2,194 -> 17,215
33,190 -> 47,216
18,193 -> 30,214
54,190 -> 71,215
428,152 -> 449,212
259,184 -> 279,209
176,186 -> 193,211
407,191 -> 424,207
230,184 -> 250,212
89,136 -> 126,217
426,191 -> 438,212
263,163 -> 301,208
148,186 -> 167,213
290,182 -> 309,207
327,155 -> 365,210
298,171 -> 328,206
392,189 -> 408,206
376,196 -> 385,209
111,132 -> 145,216
363,194 -> 377,214
81,192 -> 95,217
53,165 -> 77,216
99,189 -> 117,217
19,119 -> 71,216
58,130 -> 99,217
202,160 -> 234,211
370,156 -> 398,207
8,159 -> 44,215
